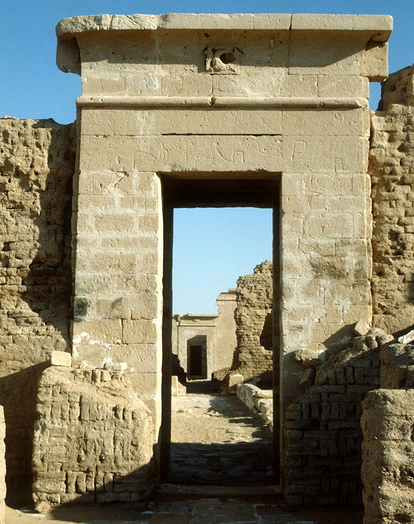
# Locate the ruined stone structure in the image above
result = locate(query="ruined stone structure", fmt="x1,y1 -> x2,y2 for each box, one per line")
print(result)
7,12 -> 414,522
172,289 -> 237,380
371,66 -> 414,334
0,118 -> 75,500
232,261 -> 273,382
32,357 -> 154,508
278,64 -> 414,520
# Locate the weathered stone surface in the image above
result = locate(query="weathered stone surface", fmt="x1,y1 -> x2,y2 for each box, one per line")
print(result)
0,117 -> 74,500
32,366 -> 155,506
237,383 -> 273,429
66,14 -> 386,461
294,348 -> 321,369
353,320 -> 371,337
361,388 -> 414,524
171,375 -> 186,396
398,328 -> 414,344
381,342 -> 414,388
228,373 -> 244,392
371,66 -> 414,334
0,407 -> 5,524
50,351 -> 72,367
57,14 -> 391,83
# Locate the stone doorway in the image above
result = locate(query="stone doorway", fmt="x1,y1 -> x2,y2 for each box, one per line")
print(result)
58,11 -> 388,497
187,340 -> 206,379
160,177 -> 280,482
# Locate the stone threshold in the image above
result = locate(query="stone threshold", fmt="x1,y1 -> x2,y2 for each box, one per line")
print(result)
159,484 -> 282,498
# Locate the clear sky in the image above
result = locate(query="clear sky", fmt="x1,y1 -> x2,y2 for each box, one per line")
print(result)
1,1 -> 412,313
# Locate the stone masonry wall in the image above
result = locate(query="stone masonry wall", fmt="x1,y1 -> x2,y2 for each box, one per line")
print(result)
232,261 -> 273,383
362,387 -> 414,524
32,364 -> 155,507
0,118 -> 75,500
361,341 -> 414,524
371,66 -> 414,334
283,328 -> 392,507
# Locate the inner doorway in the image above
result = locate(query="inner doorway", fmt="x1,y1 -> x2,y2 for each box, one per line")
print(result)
161,176 -> 280,483
188,338 -> 206,379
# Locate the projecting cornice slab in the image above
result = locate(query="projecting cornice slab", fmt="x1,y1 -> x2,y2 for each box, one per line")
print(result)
56,13 -> 392,37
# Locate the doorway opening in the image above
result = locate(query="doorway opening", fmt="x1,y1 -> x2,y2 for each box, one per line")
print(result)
161,176 -> 281,484
187,337 -> 207,379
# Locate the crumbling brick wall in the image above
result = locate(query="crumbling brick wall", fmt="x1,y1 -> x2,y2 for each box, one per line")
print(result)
283,328 -> 391,507
357,64 -> 414,524
32,364 -> 155,508
370,66 -> 414,334
232,261 -> 273,382
0,117 -> 74,500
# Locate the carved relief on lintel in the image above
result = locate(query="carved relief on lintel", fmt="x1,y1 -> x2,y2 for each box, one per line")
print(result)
204,46 -> 243,74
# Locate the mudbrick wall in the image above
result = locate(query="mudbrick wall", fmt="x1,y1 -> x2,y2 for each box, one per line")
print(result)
32,362 -> 155,508
370,66 -> 414,334
232,261 -> 273,383
0,117 -> 75,501
283,327 -> 392,506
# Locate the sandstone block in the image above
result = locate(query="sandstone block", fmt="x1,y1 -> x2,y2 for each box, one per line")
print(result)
228,373 -> 244,391
353,320 -> 371,337
50,351 -> 72,367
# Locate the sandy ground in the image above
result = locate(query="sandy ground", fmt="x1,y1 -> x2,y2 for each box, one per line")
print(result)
170,393 -> 273,485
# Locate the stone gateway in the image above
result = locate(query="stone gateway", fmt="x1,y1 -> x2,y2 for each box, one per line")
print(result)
2,11 -> 414,524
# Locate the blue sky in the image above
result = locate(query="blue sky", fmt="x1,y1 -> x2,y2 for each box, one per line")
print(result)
1,1 -> 412,313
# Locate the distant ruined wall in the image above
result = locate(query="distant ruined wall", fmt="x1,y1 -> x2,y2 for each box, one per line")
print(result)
232,261 -> 273,382
0,117 -> 75,500
32,364 -> 155,508
370,66 -> 414,334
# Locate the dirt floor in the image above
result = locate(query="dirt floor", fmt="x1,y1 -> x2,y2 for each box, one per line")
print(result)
5,390 -> 363,523
170,392 -> 274,485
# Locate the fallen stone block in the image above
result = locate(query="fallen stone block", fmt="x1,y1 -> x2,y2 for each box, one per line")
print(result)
50,351 -> 72,367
